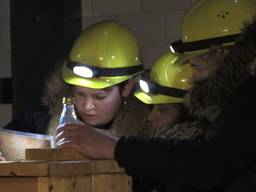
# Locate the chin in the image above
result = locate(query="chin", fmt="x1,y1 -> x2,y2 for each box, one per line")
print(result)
87,121 -> 99,126
145,121 -> 155,129
152,126 -> 162,130
82,118 -> 97,126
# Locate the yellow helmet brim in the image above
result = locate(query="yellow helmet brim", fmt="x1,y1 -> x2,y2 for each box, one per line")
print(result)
134,90 -> 183,104
175,49 -> 207,64
62,64 -> 131,89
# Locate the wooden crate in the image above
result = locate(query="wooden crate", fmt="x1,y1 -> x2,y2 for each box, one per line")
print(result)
0,160 -> 132,192
25,148 -> 89,161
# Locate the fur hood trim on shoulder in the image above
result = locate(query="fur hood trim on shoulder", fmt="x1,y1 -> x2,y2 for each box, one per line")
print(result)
41,68 -> 73,122
106,95 -> 149,137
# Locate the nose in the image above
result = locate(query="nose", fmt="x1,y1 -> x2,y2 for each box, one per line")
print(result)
84,97 -> 96,111
191,70 -> 200,82
147,108 -> 158,121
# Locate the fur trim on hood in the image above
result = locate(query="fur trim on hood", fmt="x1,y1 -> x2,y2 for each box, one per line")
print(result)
41,68 -> 73,135
185,18 -> 256,121
99,95 -> 149,137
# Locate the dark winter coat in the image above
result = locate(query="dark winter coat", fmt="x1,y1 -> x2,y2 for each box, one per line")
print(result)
114,18 -> 256,192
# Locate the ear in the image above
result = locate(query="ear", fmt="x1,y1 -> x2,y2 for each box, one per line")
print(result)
122,79 -> 135,97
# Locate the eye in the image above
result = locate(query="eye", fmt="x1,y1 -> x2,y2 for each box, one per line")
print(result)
94,94 -> 107,100
156,105 -> 168,113
74,91 -> 84,97
191,64 -> 205,72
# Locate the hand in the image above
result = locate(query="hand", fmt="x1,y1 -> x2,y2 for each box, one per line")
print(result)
55,123 -> 118,160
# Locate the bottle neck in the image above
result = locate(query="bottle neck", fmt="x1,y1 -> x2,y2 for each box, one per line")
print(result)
59,104 -> 78,125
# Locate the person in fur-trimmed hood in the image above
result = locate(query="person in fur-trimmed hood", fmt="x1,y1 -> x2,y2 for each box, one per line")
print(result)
42,67 -> 149,138
4,20 -> 149,139
42,20 -> 149,139
54,1 -> 256,192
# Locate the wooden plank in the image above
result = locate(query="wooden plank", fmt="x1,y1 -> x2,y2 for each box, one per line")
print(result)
0,160 -> 125,176
48,176 -> 92,192
0,174 -> 132,192
25,148 -> 89,161
92,160 -> 126,174
37,177 -> 50,192
92,174 -> 132,192
0,161 -> 49,176
48,160 -> 125,176
48,161 -> 93,176
0,177 -> 37,192
0,175 -> 132,192
46,174 -> 131,192
0,161 -> 132,192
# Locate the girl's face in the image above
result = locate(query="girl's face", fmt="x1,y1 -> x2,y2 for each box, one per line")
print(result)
74,85 -> 122,126
146,103 -> 180,130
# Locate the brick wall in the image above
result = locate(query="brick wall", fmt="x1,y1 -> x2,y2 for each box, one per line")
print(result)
81,0 -> 197,68
0,0 -> 12,127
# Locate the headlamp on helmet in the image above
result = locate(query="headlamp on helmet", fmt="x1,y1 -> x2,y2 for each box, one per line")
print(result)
62,20 -> 144,89
67,59 -> 143,79
138,73 -> 188,98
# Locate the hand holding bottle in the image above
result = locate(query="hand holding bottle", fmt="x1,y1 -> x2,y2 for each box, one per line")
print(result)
55,123 -> 118,160
53,97 -> 82,148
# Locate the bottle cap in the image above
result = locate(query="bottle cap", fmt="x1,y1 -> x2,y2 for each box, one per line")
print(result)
62,97 -> 74,104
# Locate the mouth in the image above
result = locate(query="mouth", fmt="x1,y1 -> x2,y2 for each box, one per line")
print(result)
146,120 -> 159,128
82,114 -> 99,120
84,113 -> 97,117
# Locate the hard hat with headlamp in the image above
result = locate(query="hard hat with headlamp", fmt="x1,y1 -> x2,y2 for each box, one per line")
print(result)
170,0 -> 256,62
134,52 -> 192,104
62,20 -> 143,89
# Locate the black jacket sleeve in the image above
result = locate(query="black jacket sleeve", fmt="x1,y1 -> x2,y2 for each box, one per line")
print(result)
114,77 -> 256,190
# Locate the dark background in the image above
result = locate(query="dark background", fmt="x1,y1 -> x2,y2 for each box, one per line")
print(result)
8,0 -> 81,117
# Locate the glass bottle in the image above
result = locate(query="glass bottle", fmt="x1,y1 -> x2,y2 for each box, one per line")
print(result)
53,96 -> 78,148
58,96 -> 78,126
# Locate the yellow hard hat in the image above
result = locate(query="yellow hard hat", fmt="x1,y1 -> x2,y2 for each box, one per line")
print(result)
134,52 -> 192,104
170,0 -> 256,61
62,20 -> 143,89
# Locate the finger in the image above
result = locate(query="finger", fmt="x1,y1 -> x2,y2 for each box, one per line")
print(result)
56,124 -> 91,135
56,138 -> 72,147
57,139 -> 78,150
55,124 -> 74,135
55,132 -> 73,144
55,133 -> 84,146
59,124 -> 93,138
56,129 -> 84,143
